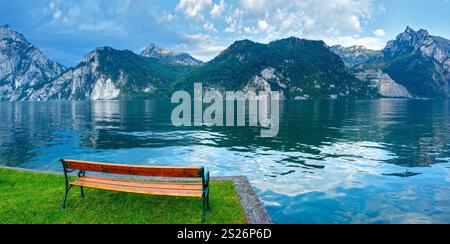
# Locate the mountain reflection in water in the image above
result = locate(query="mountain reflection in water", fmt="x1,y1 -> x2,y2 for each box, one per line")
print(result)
1,99 -> 449,223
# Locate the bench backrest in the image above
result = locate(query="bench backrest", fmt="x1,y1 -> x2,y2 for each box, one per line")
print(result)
62,159 -> 203,178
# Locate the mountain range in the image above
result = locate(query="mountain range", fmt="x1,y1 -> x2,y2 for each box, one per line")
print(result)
30,47 -> 194,100
140,43 -> 203,66
331,26 -> 450,98
0,25 -> 66,100
0,24 -> 449,101
175,38 -> 376,99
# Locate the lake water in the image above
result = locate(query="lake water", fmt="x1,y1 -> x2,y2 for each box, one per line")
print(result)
1,99 -> 450,223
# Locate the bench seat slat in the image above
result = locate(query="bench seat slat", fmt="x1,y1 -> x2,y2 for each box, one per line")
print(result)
70,179 -> 203,198
75,176 -> 203,191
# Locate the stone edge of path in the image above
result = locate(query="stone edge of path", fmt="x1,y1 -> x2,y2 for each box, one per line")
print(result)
214,176 -> 273,224
0,166 -> 272,224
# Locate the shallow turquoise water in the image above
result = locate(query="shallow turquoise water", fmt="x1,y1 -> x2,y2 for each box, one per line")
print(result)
1,99 -> 449,223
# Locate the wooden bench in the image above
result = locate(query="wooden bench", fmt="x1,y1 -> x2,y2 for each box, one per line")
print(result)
61,159 -> 211,223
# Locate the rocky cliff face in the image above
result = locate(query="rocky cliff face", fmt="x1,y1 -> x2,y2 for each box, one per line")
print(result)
0,25 -> 66,101
0,26 -> 199,101
383,27 -> 450,98
140,43 -> 203,66
330,45 -> 382,70
331,45 -> 411,98
384,27 -> 449,67
355,69 -> 411,98
31,47 -> 193,100
30,47 -> 123,100
332,27 -> 450,98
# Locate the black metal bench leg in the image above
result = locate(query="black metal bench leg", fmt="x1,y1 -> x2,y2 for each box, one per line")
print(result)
61,185 -> 72,210
80,186 -> 84,199
202,197 -> 206,223
206,189 -> 211,211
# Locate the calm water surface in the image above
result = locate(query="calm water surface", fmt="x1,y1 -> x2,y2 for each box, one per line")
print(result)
1,99 -> 449,223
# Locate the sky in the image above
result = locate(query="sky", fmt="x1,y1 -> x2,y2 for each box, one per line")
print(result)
1,0 -> 449,66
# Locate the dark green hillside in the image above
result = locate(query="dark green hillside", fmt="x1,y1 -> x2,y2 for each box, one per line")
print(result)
175,37 -> 377,99
78,47 -> 194,98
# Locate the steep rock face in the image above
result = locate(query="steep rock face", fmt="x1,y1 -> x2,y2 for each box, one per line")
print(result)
32,47 -> 192,100
355,69 -> 411,98
385,27 -> 449,67
177,37 -> 377,99
330,45 -> 382,70
382,27 -> 450,98
0,25 -> 66,101
30,48 -> 120,100
330,45 -> 410,98
244,68 -> 279,92
0,25 -> 200,101
332,27 -> 450,98
140,43 -> 203,66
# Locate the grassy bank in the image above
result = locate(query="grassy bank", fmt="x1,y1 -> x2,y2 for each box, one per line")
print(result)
0,168 -> 245,224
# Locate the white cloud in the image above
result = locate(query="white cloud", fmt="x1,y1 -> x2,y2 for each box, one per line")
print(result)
240,0 -> 269,14
257,20 -> 269,31
244,26 -> 258,34
171,0 -> 382,57
203,21 -> 218,32
50,5 -> 63,20
232,0 -> 375,37
41,0 -> 388,63
79,21 -> 124,33
224,27 -> 235,33
223,8 -> 244,33
44,0 -> 147,34
324,35 -> 386,50
210,0 -> 226,18
378,3 -> 386,13
176,33 -> 226,61
183,33 -> 217,44
48,1 -> 65,22
115,0 -> 131,14
373,29 -> 385,37
158,12 -> 178,23
176,0 -> 213,19
300,0 -> 374,35
209,0 -> 381,49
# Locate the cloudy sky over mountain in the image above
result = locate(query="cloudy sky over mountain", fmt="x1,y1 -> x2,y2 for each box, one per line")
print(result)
1,0 -> 449,66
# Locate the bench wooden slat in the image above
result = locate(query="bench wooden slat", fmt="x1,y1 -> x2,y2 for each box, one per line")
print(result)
75,176 -> 203,191
84,176 -> 202,185
70,180 -> 203,198
64,160 -> 202,178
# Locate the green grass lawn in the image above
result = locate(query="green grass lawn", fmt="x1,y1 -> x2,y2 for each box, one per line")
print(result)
0,168 -> 246,224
